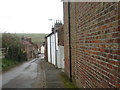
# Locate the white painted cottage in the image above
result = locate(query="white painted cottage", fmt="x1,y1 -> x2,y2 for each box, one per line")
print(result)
41,45 -> 45,54
45,22 -> 64,70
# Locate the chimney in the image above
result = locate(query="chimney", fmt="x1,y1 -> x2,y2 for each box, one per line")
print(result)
21,36 -> 24,40
52,25 -> 54,32
26,38 -> 31,42
28,38 -> 31,42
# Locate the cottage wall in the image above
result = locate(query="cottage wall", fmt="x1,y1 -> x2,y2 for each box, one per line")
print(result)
47,37 -> 51,63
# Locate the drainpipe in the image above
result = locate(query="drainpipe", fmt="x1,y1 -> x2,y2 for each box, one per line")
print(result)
68,1 -> 72,81
45,37 -> 47,61
55,31 -> 57,68
50,36 -> 52,63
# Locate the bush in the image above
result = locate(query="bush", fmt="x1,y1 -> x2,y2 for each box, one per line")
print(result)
2,33 -> 27,62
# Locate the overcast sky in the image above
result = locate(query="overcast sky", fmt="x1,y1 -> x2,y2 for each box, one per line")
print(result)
0,0 -> 63,34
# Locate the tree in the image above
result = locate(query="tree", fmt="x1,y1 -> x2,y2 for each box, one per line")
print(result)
2,33 -> 27,61
2,33 -> 21,48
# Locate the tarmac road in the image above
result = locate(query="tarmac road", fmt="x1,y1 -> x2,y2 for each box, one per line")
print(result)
1,56 -> 46,88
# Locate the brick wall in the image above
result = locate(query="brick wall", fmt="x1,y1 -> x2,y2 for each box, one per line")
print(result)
58,25 -> 64,46
63,2 -> 71,79
63,2 -> 120,88
44,37 -> 48,61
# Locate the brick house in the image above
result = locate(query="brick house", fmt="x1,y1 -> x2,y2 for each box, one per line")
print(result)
63,2 -> 120,88
57,25 -> 64,70
21,37 -> 38,60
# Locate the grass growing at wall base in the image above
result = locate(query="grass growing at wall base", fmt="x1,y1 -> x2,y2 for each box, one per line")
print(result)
60,72 -> 78,88
1,58 -> 20,71
0,59 -> 2,73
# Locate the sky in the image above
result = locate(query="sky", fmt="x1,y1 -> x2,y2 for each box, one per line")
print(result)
0,0 -> 63,34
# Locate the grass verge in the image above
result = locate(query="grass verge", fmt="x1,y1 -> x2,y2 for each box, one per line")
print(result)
1,58 -> 21,71
60,72 -> 78,88
0,59 -> 2,73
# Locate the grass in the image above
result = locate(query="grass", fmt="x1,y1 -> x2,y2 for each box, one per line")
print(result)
0,59 -> 1,73
1,58 -> 20,71
60,72 -> 78,88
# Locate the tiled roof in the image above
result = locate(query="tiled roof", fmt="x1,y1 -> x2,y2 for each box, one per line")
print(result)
22,40 -> 33,46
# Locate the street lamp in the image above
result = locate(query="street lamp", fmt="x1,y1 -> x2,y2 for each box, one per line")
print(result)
48,19 -> 53,21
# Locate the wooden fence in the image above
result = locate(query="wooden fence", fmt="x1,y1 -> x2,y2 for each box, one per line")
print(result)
0,48 -> 8,59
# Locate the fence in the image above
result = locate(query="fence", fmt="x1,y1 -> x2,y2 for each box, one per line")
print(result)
0,48 -> 8,59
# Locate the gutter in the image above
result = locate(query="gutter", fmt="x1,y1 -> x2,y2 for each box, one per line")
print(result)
50,36 -> 52,63
54,31 -> 57,68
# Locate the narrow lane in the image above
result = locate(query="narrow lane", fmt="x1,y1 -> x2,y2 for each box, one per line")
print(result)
1,56 -> 46,88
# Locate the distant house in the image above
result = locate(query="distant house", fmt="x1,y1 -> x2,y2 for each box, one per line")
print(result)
33,43 -> 38,58
21,37 -> 38,60
41,45 -> 45,54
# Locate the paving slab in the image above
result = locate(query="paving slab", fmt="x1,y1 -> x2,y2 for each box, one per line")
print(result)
43,61 -> 65,88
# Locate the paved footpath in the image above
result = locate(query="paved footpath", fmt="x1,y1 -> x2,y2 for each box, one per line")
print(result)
43,60 -> 65,88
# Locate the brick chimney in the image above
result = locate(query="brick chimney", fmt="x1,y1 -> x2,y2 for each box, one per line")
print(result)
52,25 -> 54,33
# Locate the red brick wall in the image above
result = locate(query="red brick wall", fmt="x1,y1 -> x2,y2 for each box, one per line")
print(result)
64,2 -> 120,88
44,37 -> 48,61
69,2 -> 78,83
58,25 -> 64,46
63,2 -> 71,79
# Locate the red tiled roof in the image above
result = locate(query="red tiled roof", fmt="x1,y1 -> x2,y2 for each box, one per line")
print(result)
22,40 -> 33,46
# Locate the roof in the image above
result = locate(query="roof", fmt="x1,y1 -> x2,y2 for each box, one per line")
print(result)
21,40 -> 33,46
45,32 -> 54,38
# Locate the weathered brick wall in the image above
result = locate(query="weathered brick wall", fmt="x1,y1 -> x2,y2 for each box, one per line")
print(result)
63,2 -> 71,78
69,2 -> 78,83
64,2 -> 120,88
58,25 -> 64,46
